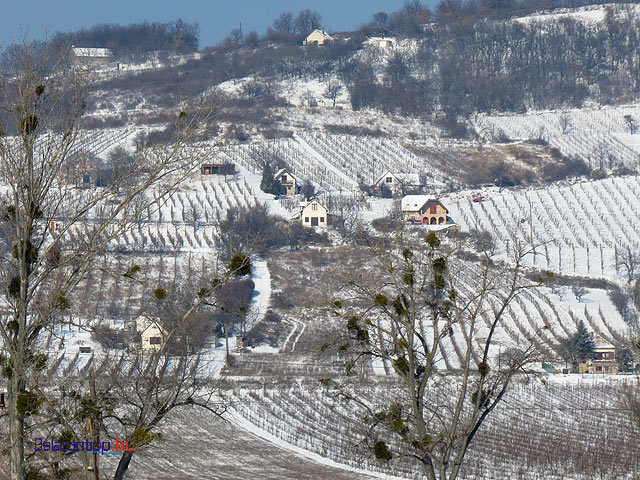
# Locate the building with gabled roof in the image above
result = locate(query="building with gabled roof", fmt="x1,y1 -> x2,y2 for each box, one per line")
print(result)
375,171 -> 421,195
303,29 -> 334,46
300,199 -> 327,228
136,316 -> 166,352
401,195 -> 450,226
71,46 -> 114,65
578,334 -> 618,374
364,37 -> 397,49
274,168 -> 298,196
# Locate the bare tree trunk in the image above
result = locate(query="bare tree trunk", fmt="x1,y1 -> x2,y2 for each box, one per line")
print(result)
225,324 -> 230,364
113,450 -> 134,480
8,373 -> 26,480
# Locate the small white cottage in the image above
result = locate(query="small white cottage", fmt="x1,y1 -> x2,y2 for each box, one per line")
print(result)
300,199 -> 328,227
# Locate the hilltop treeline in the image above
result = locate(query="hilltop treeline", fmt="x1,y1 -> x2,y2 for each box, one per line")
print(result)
49,19 -> 199,56
431,0 -> 640,24
345,5 -> 640,133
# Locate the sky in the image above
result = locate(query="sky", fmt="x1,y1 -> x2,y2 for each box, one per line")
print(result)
1,0 -> 440,50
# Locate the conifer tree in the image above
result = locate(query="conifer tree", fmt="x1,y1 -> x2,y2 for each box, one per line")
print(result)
563,319 -> 596,366
260,162 -> 274,194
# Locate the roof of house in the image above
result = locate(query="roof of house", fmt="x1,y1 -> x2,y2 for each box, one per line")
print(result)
375,171 -> 420,185
274,168 -> 296,181
136,315 -> 164,335
401,195 -> 442,212
300,198 -> 327,211
307,29 -> 334,40
71,47 -> 114,58
364,37 -> 397,45
593,334 -> 615,351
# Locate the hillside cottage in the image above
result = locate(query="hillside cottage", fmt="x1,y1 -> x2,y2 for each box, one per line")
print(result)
364,37 -> 397,49
201,163 -> 223,175
578,335 -> 618,374
301,199 -> 327,227
375,171 -> 420,195
136,316 -> 166,352
274,168 -> 298,196
71,46 -> 114,65
401,195 -> 449,225
304,29 -> 334,46
60,156 -> 99,187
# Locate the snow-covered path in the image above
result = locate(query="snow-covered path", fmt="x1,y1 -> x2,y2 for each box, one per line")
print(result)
226,410 -> 405,480
202,256 -> 272,377
247,256 -> 271,330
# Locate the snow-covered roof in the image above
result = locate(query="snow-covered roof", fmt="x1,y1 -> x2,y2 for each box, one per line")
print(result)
401,195 -> 439,212
300,198 -> 327,211
375,171 -> 420,185
71,47 -> 114,58
364,37 -> 397,46
592,334 -> 615,351
274,168 -> 295,181
308,29 -> 333,40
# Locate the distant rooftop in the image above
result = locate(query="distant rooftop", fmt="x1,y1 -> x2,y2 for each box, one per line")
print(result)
71,46 -> 114,58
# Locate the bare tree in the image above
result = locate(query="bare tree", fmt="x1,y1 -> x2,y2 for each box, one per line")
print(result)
323,79 -> 343,107
616,246 -> 640,282
27,255 -> 252,480
558,112 -> 572,135
222,27 -> 244,47
272,12 -> 295,35
294,9 -> 322,37
329,231 -> 545,480
624,114 -> 636,134
572,285 -> 588,302
183,203 -> 204,233
0,43 -> 212,480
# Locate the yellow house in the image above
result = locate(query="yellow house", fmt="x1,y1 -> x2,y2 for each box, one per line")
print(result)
401,195 -> 449,225
274,168 -> 297,196
578,335 -> 618,374
303,29 -> 334,46
136,316 -> 166,352
301,199 -> 327,227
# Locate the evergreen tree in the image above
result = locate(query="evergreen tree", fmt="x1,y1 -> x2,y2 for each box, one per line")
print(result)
563,320 -> 595,366
260,162 -> 274,194
259,162 -> 285,196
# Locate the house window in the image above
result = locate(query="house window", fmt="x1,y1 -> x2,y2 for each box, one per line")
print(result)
320,217 -> 324,222
312,204 -> 318,211
281,175 -> 287,183
149,337 -> 161,345
83,175 -> 91,184
305,217 -> 309,223
386,177 -> 393,183
430,205 -> 437,214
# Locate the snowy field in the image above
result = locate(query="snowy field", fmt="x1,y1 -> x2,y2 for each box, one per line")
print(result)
445,175 -> 640,278
209,133 -> 450,194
